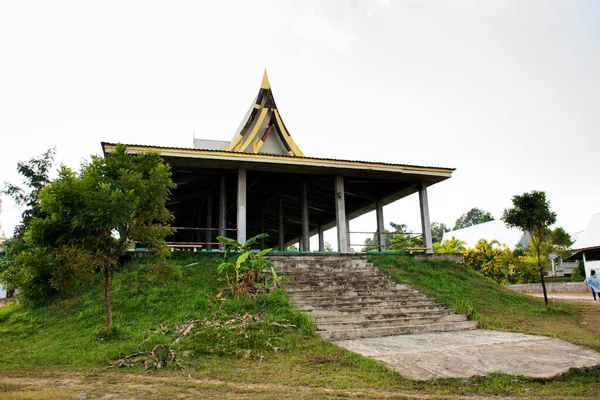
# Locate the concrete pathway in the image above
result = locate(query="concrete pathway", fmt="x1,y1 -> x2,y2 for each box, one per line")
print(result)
334,330 -> 600,380
529,292 -> 600,303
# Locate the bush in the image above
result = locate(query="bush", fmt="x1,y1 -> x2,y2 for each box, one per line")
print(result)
571,264 -> 584,282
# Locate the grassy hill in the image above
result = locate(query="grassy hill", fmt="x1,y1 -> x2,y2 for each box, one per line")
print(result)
371,255 -> 600,352
0,254 -> 598,399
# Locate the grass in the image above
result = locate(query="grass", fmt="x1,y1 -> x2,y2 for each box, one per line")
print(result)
0,254 -> 598,398
370,255 -> 600,352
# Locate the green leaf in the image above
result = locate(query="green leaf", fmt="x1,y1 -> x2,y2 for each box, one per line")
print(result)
256,248 -> 273,258
235,251 -> 251,270
216,236 -> 239,246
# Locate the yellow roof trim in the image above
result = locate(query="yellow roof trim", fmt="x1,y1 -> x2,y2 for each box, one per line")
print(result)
273,109 -> 303,156
102,143 -> 454,174
261,69 -> 270,89
239,108 -> 270,152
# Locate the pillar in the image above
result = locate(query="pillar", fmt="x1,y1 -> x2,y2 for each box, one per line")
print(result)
376,200 -> 386,252
418,183 -> 433,253
278,197 -> 285,251
260,210 -> 265,250
335,176 -> 349,253
219,176 -> 226,250
237,168 -> 247,244
206,195 -> 213,250
318,226 -> 325,252
301,181 -> 310,252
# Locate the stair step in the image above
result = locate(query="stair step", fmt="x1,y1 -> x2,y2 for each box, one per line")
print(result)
313,309 -> 457,322
297,298 -> 441,310
316,314 -> 468,330
287,288 -> 423,299
308,304 -> 448,315
270,255 -> 477,340
319,320 -> 480,341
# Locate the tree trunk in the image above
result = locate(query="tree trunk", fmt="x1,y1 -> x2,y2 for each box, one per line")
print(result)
104,266 -> 112,332
537,249 -> 549,307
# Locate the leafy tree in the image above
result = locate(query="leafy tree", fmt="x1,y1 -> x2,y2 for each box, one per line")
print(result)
431,222 -> 450,244
503,190 -> 557,307
513,241 -> 554,284
387,222 -> 423,251
550,227 -> 572,248
548,226 -> 573,261
463,239 -> 499,271
1,148 -> 56,295
362,230 -> 391,252
2,148 -> 56,238
3,144 -> 175,331
433,236 -> 466,253
453,207 -> 494,230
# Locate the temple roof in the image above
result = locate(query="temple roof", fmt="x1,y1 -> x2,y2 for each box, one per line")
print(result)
225,70 -> 304,156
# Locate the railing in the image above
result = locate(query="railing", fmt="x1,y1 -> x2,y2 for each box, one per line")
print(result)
167,226 -> 238,251
351,231 -> 428,253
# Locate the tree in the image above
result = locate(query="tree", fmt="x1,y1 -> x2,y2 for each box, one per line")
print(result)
4,144 -> 175,331
549,227 -> 572,248
387,222 -> 423,251
453,207 -> 494,230
502,191 -> 556,307
2,148 -> 56,238
1,148 -> 56,296
431,222 -> 450,244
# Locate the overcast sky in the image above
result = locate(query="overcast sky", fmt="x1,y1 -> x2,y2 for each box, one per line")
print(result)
1,0 -> 599,245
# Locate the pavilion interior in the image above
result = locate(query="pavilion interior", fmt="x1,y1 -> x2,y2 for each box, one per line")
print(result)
164,154 -> 450,250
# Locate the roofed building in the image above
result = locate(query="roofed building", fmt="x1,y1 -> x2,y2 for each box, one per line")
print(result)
102,71 -> 455,253
568,213 -> 600,275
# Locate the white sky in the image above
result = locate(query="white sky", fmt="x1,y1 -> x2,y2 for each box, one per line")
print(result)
1,0 -> 599,246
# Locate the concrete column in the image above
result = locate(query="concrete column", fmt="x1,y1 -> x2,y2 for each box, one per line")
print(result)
318,226 -> 325,252
278,197 -> 285,250
376,200 -> 386,252
206,195 -> 213,250
237,168 -> 247,244
219,176 -> 226,251
301,181 -> 310,252
260,210 -> 265,250
346,218 -> 351,251
418,183 -> 433,253
335,176 -> 349,253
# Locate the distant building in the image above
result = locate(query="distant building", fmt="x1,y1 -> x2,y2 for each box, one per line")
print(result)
567,213 -> 600,276
442,219 -> 529,250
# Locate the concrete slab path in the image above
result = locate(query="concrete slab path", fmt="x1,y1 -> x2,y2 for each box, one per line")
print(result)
334,330 -> 600,380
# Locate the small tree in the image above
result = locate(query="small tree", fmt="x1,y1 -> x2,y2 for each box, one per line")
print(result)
431,222 -> 450,244
454,207 -> 494,230
7,144 -> 175,331
502,191 -> 556,307
2,148 -> 56,239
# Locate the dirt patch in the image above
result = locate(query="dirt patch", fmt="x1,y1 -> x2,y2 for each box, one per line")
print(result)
0,370 -> 521,399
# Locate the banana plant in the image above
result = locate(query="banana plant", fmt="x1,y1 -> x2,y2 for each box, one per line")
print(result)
216,233 -> 283,296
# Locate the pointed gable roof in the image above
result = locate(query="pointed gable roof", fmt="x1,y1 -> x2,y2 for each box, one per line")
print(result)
226,70 -> 304,156
570,213 -> 600,251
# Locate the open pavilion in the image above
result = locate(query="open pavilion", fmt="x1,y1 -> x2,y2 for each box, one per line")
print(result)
102,72 -> 454,253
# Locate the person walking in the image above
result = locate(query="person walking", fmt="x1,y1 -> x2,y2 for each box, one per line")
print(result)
585,270 -> 600,301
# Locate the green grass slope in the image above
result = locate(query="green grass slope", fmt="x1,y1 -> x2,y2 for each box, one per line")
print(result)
371,255 -> 600,352
0,254 -> 598,398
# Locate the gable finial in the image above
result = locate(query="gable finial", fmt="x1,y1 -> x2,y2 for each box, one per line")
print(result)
261,69 -> 270,89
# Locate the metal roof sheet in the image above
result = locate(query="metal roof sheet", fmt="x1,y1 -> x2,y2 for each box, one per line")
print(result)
101,142 -> 455,173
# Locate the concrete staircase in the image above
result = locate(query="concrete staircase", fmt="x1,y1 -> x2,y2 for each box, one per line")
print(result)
268,255 -> 479,340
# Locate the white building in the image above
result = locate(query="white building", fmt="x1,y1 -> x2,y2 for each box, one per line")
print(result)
568,213 -> 600,276
442,219 -> 529,250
